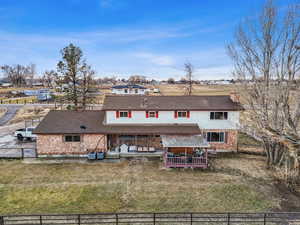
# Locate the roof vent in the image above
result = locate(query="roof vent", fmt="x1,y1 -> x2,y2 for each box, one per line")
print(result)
142,97 -> 148,108
80,125 -> 86,129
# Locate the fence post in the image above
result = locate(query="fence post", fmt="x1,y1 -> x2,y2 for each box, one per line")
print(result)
227,213 -> 230,225
40,215 -> 42,225
0,216 -> 4,225
78,214 -> 81,225
116,213 -> 118,225
21,148 -> 24,159
153,213 -> 156,225
263,213 -> 266,225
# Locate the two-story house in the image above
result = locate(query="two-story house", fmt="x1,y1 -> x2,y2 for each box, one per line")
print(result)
33,94 -> 243,157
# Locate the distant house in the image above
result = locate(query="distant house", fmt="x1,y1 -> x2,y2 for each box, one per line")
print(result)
111,84 -> 148,95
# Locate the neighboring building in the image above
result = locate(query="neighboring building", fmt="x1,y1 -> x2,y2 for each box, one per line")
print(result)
111,84 -> 147,95
34,94 -> 243,158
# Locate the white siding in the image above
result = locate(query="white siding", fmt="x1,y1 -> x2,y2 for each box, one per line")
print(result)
106,110 -> 240,129
111,88 -> 147,95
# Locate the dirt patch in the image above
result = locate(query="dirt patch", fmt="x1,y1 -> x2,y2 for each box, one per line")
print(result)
272,182 -> 300,211
9,106 -> 54,124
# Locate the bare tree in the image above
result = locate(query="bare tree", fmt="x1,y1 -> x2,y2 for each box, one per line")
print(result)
167,78 -> 175,84
184,62 -> 194,95
42,70 -> 57,88
128,75 -> 147,84
1,64 -> 31,87
228,0 -> 300,184
26,63 -> 36,87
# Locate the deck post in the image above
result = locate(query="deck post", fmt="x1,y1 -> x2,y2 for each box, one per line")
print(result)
116,213 -> 118,225
78,214 -> 81,225
227,213 -> 230,225
40,215 -> 42,225
153,213 -> 156,225
190,213 -> 193,225
0,216 -> 4,225
263,213 -> 266,225
205,149 -> 208,167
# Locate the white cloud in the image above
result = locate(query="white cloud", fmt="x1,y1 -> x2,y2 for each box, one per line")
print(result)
134,53 -> 175,66
0,22 -> 233,80
99,0 -> 113,8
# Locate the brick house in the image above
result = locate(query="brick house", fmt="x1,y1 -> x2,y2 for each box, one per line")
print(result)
34,94 -> 243,158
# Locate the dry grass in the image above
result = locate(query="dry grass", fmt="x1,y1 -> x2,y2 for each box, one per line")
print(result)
0,107 -> 7,118
0,154 -> 281,214
0,96 -> 37,104
156,84 -> 235,96
9,106 -> 55,124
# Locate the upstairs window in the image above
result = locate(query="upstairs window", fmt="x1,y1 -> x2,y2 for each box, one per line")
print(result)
116,111 -> 131,118
206,132 -> 225,142
120,111 -> 129,117
210,112 -> 228,120
146,111 -> 158,118
178,111 -> 187,117
64,135 -> 81,142
175,111 -> 190,118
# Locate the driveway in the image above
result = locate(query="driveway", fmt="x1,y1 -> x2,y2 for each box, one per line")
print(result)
0,105 -> 22,126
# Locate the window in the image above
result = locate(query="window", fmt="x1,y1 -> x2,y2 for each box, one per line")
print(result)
146,111 -> 158,118
210,112 -> 228,120
124,89 -> 128,93
149,111 -> 156,118
135,89 -> 138,94
120,111 -> 129,117
206,132 -> 225,142
65,135 -> 81,142
177,111 -> 187,118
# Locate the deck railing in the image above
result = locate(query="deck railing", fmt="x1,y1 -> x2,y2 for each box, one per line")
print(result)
164,153 -> 208,168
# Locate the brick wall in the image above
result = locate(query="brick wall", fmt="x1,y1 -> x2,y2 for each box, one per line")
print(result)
36,134 -> 107,155
203,129 -> 238,151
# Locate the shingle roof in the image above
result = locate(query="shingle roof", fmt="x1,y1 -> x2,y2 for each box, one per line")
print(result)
161,135 -> 210,148
33,110 -> 201,135
103,95 -> 243,111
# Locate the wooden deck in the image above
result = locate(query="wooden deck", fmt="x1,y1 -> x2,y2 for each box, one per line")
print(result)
164,152 -> 208,168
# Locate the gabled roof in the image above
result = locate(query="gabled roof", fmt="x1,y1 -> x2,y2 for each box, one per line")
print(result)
112,84 -> 146,89
103,95 -> 243,111
33,110 -> 201,135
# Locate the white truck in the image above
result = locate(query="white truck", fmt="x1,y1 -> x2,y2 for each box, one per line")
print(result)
14,127 -> 36,141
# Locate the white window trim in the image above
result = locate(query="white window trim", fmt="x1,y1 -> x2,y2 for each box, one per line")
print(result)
206,132 -> 225,143
64,134 -> 82,143
209,112 -> 228,120
119,111 -> 129,118
177,111 -> 188,118
148,111 -> 156,118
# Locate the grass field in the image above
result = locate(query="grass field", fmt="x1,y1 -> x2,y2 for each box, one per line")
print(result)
156,84 -> 235,96
0,154 -> 283,214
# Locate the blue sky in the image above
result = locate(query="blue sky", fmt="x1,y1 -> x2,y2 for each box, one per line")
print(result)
0,0 -> 296,80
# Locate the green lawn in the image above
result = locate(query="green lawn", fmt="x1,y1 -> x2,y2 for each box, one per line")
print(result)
0,155 -> 280,214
